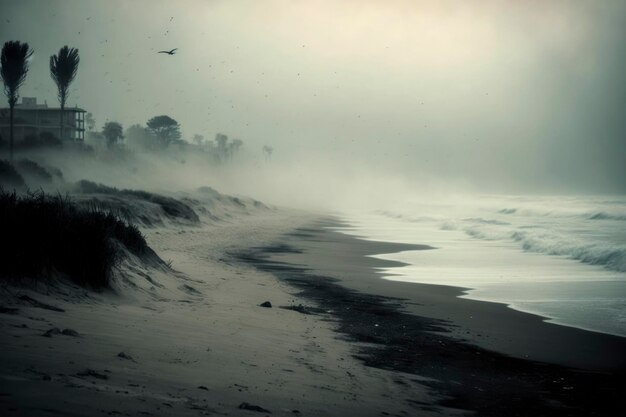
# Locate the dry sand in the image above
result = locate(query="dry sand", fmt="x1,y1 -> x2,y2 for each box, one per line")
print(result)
0,207 -> 460,417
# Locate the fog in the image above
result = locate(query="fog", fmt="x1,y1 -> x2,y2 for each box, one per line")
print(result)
2,0 -> 625,206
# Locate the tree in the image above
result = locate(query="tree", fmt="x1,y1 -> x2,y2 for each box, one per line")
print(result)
102,121 -> 123,147
1,41 -> 33,161
85,112 -> 95,131
215,133 -> 229,161
125,124 -> 154,150
192,134 -> 204,145
229,138 -> 243,160
146,115 -> 181,147
50,46 -> 80,141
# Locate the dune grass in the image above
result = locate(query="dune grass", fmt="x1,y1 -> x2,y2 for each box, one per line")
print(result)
0,190 -> 149,288
0,159 -> 25,188
17,159 -> 54,183
74,180 -> 200,223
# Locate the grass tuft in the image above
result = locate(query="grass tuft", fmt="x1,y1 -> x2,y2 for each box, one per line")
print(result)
0,190 -> 149,288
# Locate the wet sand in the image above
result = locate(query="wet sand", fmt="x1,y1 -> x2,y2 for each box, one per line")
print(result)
239,217 -> 626,416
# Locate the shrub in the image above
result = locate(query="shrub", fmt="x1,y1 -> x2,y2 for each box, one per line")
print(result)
0,190 -> 150,288
0,159 -> 25,188
17,159 -> 53,182
19,132 -> 63,149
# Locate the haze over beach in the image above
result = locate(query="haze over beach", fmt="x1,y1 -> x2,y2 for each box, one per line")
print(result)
0,1 -> 625,416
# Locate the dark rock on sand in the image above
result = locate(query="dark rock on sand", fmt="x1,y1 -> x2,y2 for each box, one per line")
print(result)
61,328 -> 80,337
259,301 -> 272,308
238,402 -> 271,413
197,385 -> 209,390
43,327 -> 62,337
117,351 -> 136,361
280,304 -> 321,315
43,328 -> 79,337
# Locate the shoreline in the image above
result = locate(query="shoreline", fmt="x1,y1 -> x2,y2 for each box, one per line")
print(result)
0,209 -> 452,417
337,211 -> 626,339
457,287 -> 626,339
1,207 -> 624,416
239,217 -> 626,416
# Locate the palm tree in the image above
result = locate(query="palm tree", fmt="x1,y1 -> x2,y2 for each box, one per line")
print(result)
50,46 -> 80,141
0,41 -> 33,161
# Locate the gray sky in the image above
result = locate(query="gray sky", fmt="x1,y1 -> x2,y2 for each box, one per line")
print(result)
1,0 -> 625,193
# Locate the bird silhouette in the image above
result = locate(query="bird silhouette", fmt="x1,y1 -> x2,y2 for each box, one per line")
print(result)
158,48 -> 177,55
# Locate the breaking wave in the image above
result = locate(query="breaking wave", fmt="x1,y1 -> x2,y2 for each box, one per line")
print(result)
380,195 -> 626,273
588,212 -> 626,221
509,231 -> 626,272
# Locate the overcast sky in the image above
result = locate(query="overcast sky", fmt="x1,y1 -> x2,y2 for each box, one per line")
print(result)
1,0 -> 625,193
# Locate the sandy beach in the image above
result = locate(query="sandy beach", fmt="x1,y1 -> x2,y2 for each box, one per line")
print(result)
2,201 -> 624,417
1,205 -> 456,417
2,1 -> 626,415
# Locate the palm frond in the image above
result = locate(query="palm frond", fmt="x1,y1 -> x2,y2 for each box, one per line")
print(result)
49,45 -> 80,104
0,41 -> 33,105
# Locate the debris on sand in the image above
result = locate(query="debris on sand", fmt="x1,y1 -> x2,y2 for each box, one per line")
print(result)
259,301 -> 272,308
61,328 -> 80,337
280,304 -> 321,315
43,327 -> 79,337
117,351 -> 136,362
42,327 -> 61,337
76,369 -> 109,380
238,402 -> 271,413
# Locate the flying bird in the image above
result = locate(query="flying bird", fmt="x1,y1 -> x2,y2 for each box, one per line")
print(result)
158,48 -> 178,55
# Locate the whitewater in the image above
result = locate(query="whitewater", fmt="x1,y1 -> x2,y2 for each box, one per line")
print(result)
338,195 -> 626,337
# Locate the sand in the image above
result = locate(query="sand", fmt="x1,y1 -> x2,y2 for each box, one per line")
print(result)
240,218 -> 626,416
0,208 -> 458,417
2,205 -> 625,416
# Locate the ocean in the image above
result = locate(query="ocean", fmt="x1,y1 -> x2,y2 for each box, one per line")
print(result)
338,194 -> 626,337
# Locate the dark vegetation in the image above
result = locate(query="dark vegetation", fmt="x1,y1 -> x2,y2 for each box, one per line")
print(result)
74,180 -> 200,224
198,185 -> 268,210
1,40 -> 33,161
2,39 -> 260,164
49,45 -> 80,142
0,159 -> 25,187
1,159 -> 62,188
0,190 -> 151,288
102,121 -> 123,147
146,115 -> 181,148
17,159 -> 55,183
20,132 -> 63,149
